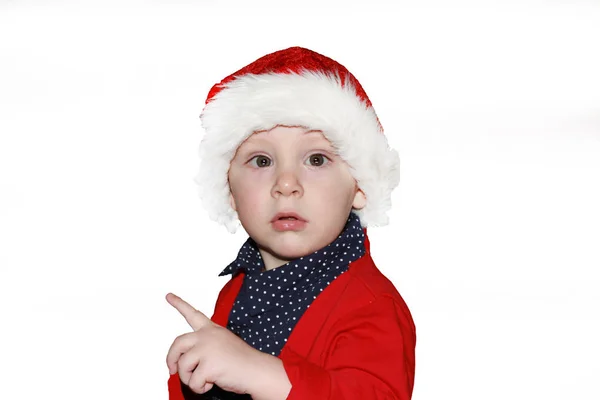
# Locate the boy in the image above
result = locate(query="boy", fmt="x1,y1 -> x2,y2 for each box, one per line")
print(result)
166,46 -> 416,400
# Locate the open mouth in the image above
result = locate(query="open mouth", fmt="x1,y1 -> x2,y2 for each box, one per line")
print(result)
271,211 -> 307,224
272,214 -> 307,231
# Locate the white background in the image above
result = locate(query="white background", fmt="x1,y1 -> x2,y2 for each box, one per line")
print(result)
1,1 -> 599,399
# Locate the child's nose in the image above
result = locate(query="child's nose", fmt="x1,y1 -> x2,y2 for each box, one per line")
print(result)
272,170 -> 303,198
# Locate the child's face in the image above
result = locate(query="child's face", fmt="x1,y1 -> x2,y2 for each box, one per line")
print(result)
228,125 -> 366,271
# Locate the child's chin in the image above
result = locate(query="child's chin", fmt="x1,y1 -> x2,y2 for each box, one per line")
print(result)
272,240 -> 308,260
271,241 -> 317,261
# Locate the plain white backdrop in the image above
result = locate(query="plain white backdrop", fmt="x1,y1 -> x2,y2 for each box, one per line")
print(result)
1,1 -> 599,399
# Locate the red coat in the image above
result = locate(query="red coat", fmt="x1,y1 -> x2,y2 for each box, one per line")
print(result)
168,232 -> 416,399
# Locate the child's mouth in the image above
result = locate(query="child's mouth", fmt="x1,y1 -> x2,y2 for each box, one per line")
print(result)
272,216 -> 307,231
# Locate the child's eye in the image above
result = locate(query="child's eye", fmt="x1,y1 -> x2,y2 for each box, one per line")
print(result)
305,153 -> 330,167
249,155 -> 272,168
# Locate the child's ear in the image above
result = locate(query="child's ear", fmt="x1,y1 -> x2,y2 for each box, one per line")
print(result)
352,188 -> 367,210
229,192 -> 237,212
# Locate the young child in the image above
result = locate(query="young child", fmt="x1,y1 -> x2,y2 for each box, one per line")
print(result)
166,46 -> 416,400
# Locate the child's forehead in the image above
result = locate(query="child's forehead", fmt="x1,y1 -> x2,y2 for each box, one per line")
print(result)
240,126 -> 334,146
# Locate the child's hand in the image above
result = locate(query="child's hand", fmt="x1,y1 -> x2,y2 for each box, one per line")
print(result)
165,292 -> 263,395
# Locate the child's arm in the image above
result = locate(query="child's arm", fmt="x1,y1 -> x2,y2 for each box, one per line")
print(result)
250,295 -> 416,400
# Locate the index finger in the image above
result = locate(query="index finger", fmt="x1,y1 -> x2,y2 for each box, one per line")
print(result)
166,293 -> 211,331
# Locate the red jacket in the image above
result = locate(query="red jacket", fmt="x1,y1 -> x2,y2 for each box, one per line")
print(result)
168,232 -> 416,399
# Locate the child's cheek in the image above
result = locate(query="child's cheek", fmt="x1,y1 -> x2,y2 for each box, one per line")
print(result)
245,168 -> 273,183
303,166 -> 339,184
237,169 -> 273,195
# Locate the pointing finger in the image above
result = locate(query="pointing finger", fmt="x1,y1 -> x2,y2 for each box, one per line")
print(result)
166,293 -> 212,331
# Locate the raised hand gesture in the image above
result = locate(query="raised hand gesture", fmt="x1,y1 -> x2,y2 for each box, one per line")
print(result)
165,293 -> 264,395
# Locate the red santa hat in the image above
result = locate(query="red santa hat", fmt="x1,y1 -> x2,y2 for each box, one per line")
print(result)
194,46 -> 400,234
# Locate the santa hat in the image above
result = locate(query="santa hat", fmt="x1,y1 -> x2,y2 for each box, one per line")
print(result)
194,46 -> 400,234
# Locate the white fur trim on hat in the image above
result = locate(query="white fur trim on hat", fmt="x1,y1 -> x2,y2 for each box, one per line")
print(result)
194,70 -> 400,234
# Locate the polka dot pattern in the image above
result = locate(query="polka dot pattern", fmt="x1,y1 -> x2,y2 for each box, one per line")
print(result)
218,212 -> 366,357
